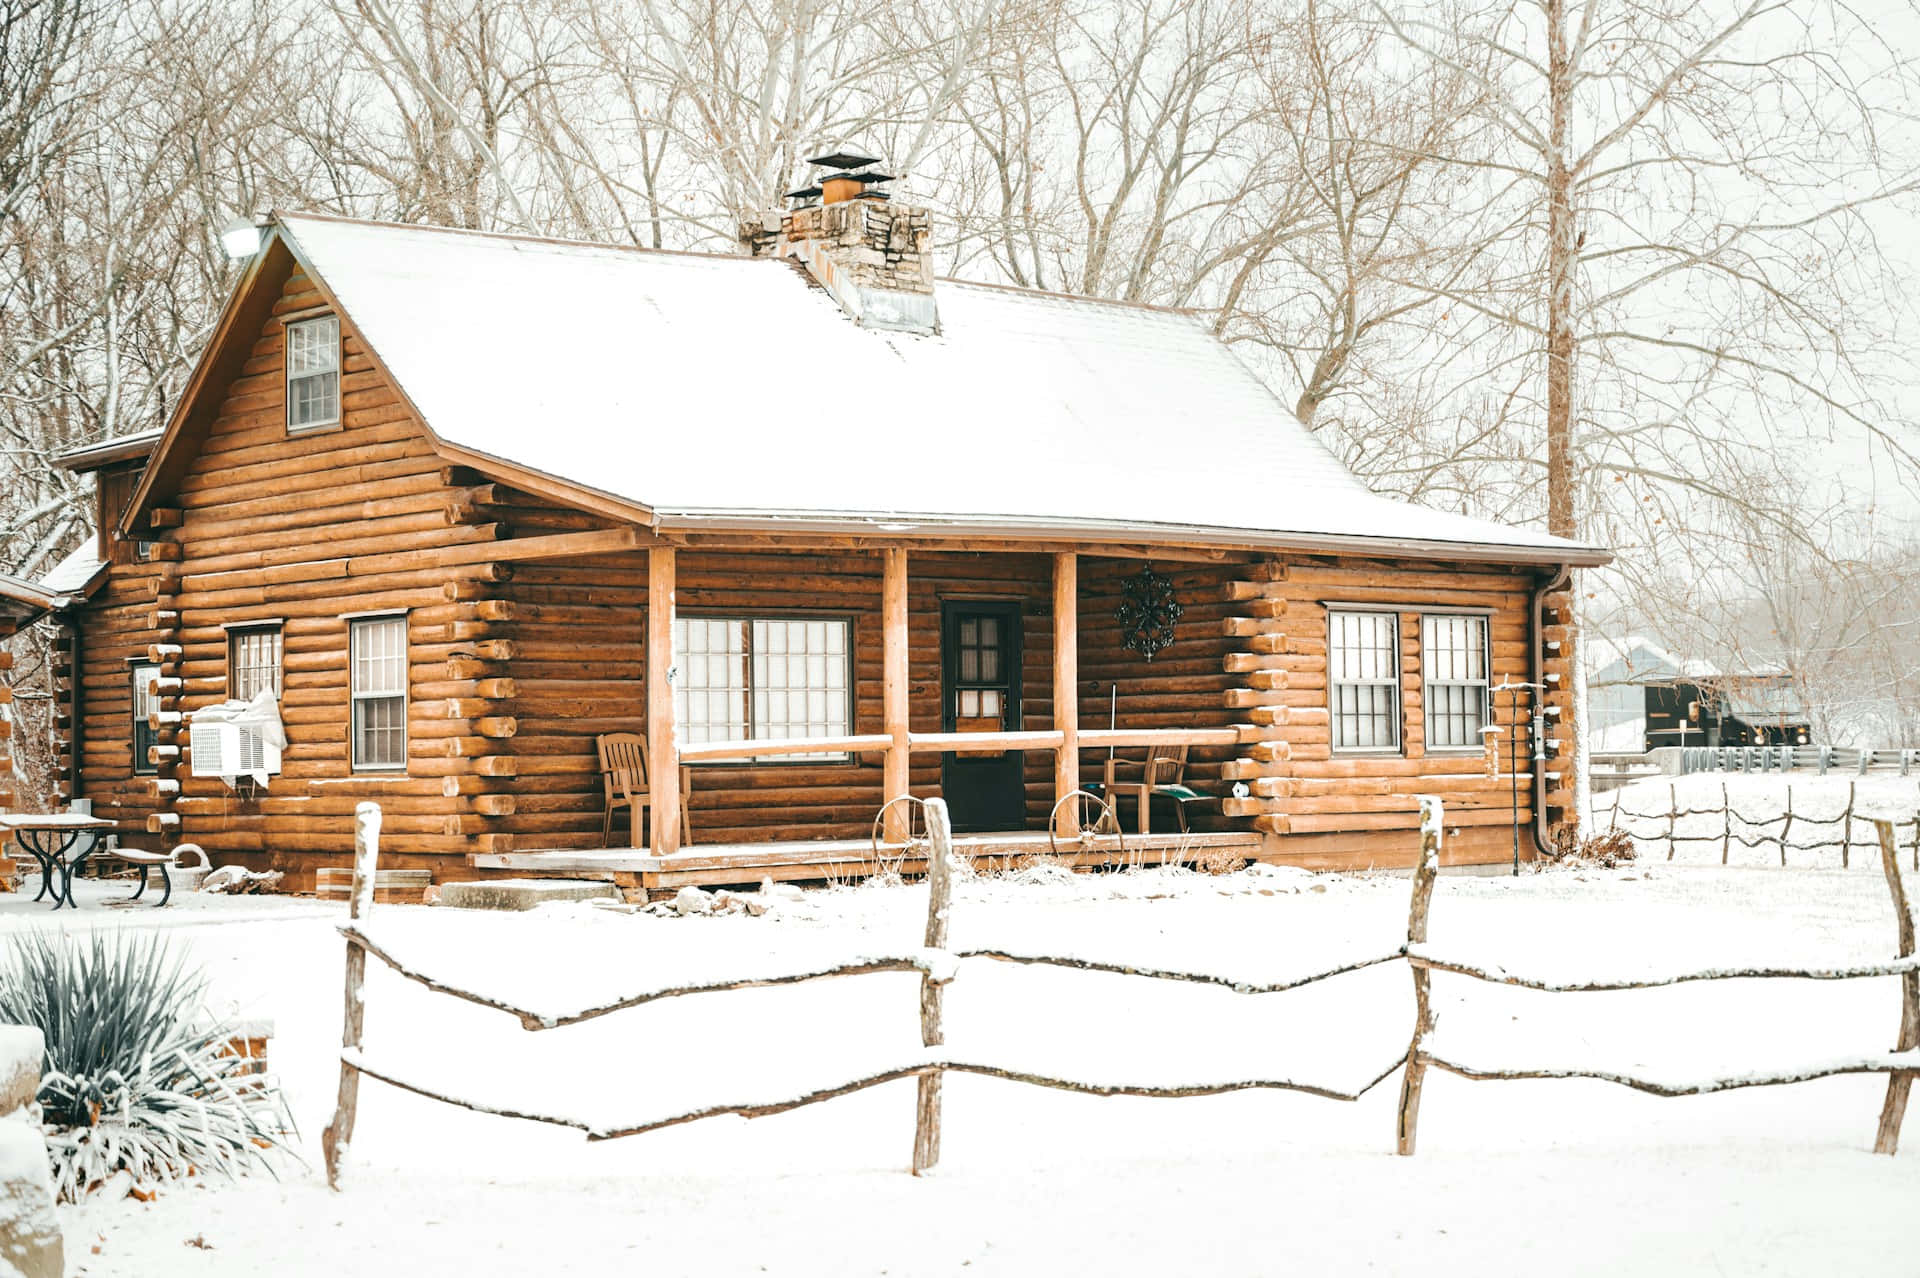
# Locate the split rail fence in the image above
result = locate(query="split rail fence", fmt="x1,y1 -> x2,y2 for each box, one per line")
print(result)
1602,781 -> 1920,868
321,797 -> 1920,1188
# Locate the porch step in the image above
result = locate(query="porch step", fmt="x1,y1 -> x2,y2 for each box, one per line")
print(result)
435,878 -> 620,911
316,867 -> 434,904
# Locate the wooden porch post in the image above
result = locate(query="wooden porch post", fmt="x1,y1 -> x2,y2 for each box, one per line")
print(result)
648,546 -> 681,856
883,548 -> 911,842
1054,551 -> 1079,835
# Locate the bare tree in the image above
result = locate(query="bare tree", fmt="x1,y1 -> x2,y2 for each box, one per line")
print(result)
1376,0 -> 1920,828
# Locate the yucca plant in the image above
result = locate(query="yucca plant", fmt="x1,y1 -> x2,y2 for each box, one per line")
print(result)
0,929 -> 296,1202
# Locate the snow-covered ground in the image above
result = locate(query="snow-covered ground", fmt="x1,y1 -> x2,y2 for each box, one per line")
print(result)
6,854 -> 1919,1276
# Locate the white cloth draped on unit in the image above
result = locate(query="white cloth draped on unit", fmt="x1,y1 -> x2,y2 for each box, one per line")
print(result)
189,690 -> 287,788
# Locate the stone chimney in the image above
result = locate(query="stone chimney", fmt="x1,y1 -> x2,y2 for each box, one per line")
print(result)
740,151 -> 938,335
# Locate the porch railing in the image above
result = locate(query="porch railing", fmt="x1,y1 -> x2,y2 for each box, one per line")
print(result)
674,725 -> 1244,765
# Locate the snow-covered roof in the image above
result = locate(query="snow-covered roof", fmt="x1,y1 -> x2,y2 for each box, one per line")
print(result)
1587,635 -> 1718,684
274,213 -> 1607,565
0,543 -> 102,620
37,544 -> 106,598
0,572 -> 55,620
52,429 -> 162,473
1588,634 -> 1794,690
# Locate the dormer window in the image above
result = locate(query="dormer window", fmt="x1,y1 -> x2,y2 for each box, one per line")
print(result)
286,314 -> 340,432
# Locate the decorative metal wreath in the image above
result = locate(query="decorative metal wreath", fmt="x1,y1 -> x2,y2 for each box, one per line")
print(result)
1115,565 -> 1182,661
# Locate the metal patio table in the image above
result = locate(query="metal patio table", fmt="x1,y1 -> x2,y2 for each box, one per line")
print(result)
0,813 -> 119,910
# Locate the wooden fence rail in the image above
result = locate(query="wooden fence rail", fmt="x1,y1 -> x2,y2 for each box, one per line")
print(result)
1600,780 -> 1920,867
321,799 -> 1920,1188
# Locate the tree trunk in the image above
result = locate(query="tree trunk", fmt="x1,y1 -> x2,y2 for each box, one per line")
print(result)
1545,0 -> 1584,836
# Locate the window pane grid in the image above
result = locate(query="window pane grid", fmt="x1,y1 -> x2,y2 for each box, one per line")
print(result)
350,616 -> 406,770
1329,611 -> 1401,751
287,316 -> 340,430
673,615 -> 851,761
230,627 -> 283,701
131,663 -> 158,775
1424,614 -> 1490,749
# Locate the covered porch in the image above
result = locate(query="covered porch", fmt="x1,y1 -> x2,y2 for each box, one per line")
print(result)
478,541 -> 1272,885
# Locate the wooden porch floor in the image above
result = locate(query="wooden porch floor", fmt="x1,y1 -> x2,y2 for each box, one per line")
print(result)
471,829 -> 1264,897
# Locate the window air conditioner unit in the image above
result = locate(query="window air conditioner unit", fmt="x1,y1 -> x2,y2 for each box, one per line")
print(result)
189,707 -> 283,781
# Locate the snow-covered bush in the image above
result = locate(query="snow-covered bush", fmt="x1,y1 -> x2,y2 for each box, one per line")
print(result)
0,930 -> 294,1201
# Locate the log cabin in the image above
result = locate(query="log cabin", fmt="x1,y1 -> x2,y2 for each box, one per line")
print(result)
1,165 -> 1608,894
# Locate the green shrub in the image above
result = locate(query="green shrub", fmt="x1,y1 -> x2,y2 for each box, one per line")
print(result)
0,929 -> 295,1201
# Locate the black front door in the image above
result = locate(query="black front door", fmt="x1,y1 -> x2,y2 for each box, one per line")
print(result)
941,601 -> 1024,832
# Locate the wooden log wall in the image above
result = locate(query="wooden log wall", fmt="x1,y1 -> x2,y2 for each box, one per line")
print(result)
1076,558 -> 1241,829
70,264 -> 543,887
49,618 -> 76,806
1216,554 -> 1553,870
1538,584 -> 1577,833
0,621 -> 16,811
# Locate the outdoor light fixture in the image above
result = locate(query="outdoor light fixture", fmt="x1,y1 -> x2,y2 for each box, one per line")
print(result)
220,214 -> 265,261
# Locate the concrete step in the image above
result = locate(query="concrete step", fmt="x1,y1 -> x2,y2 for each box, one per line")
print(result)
436,878 -> 620,911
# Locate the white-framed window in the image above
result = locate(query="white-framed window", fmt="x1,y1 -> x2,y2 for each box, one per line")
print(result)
349,614 -> 407,771
228,625 -> 284,702
286,314 -> 341,432
1423,613 -> 1491,750
672,615 -> 851,762
1329,610 -> 1401,752
131,663 -> 159,776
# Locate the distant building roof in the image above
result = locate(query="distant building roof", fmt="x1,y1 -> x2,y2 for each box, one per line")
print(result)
265,213 -> 1609,566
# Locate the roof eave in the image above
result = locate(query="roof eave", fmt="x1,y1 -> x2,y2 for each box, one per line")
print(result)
53,430 -> 164,474
0,573 -> 66,623
652,510 -> 1612,568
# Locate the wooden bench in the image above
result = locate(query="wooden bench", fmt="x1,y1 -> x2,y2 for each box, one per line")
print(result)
116,843 -> 209,907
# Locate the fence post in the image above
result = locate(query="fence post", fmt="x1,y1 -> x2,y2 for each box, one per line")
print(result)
1875,819 -> 1918,1155
1396,795 -> 1443,1156
1667,782 -> 1678,862
1844,783 -> 1856,869
1720,781 -> 1731,865
1779,789 -> 1793,868
912,797 -> 955,1175
322,802 -> 382,1190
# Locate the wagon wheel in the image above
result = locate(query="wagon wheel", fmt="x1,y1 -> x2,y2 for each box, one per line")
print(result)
870,795 -> 930,864
1048,789 -> 1126,859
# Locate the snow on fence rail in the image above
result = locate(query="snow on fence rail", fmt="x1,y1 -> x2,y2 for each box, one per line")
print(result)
319,798 -> 1920,1188
1600,779 -> 1920,867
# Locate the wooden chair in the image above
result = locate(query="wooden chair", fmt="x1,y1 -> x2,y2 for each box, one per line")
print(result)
1096,744 -> 1213,835
597,733 -> 692,849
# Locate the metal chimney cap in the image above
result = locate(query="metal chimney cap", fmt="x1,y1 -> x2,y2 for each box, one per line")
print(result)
807,150 -> 883,171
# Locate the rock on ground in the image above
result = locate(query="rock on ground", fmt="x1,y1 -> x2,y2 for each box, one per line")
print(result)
0,1027 -> 58,1278
0,1032 -> 37,1120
